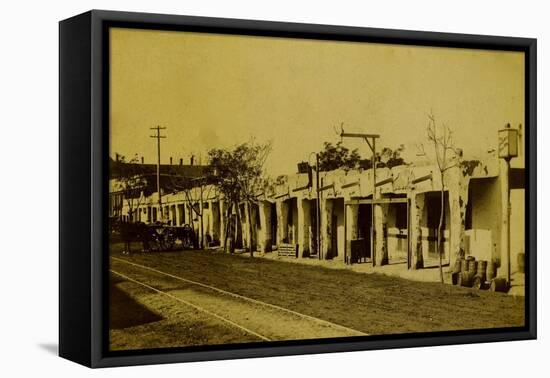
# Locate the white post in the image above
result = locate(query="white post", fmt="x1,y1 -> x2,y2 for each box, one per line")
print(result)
374,202 -> 388,265
321,199 -> 334,259
410,193 -> 425,269
297,199 -> 311,257
500,159 -> 511,283
258,201 -> 273,252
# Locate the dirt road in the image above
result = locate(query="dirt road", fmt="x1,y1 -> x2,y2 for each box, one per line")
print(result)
110,257 -> 365,350
109,246 -> 524,351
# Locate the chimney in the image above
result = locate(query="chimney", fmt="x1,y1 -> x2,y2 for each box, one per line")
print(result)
190,155 -> 194,166
141,156 -> 144,164
179,158 -> 183,165
115,153 -> 120,162
170,157 -> 173,165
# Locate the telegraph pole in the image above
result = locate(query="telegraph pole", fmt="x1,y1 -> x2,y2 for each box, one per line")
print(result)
340,128 -> 380,266
150,126 -> 166,221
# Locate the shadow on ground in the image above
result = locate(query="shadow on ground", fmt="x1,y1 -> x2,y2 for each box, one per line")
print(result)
110,277 -> 164,329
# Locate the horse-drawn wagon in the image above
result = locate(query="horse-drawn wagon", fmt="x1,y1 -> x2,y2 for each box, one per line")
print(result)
111,219 -> 197,254
146,223 -> 197,251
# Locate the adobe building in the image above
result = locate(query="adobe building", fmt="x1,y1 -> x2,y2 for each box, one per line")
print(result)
110,140 -> 525,279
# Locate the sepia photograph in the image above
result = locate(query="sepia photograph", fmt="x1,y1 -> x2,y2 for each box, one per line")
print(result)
107,26 -> 527,352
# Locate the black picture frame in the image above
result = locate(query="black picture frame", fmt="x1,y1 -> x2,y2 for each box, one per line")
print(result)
59,9 -> 537,368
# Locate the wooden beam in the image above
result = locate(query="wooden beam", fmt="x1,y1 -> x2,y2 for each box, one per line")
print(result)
346,197 -> 408,205
319,183 -> 335,192
273,191 -> 290,199
375,177 -> 393,187
292,184 -> 310,192
411,173 -> 432,184
341,180 -> 360,189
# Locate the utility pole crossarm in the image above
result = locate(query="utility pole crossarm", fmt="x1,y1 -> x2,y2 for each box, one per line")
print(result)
340,132 -> 379,154
340,132 -> 380,139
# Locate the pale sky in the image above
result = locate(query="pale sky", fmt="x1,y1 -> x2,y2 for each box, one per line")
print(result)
110,27 -> 524,176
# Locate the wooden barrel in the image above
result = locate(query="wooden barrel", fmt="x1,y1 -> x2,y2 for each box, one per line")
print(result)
468,260 -> 478,274
473,275 -> 487,290
486,261 -> 497,281
458,272 -> 475,287
490,277 -> 509,293
453,259 -> 463,274
460,258 -> 469,272
451,272 -> 459,285
476,260 -> 488,282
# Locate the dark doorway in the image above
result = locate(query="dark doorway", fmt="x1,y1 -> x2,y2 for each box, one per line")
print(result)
270,202 -> 277,249
309,200 -> 319,256
425,191 -> 450,267
356,204 -> 372,262
331,214 -> 338,259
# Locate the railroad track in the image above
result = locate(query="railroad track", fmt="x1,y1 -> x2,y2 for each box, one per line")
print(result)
111,256 -> 367,341
110,269 -> 271,341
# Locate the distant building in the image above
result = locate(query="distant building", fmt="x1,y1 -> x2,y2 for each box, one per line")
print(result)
108,156 -> 209,223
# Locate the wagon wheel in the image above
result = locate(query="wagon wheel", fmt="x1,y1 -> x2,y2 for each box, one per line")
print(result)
181,224 -> 194,249
148,235 -> 161,252
148,229 -> 162,252
182,235 -> 193,250
173,228 -> 186,250
161,229 -> 176,251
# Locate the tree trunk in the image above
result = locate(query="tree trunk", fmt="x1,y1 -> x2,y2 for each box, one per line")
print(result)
246,201 -> 255,257
438,182 -> 445,284
223,202 -> 232,253
199,214 -> 204,249
236,203 -> 244,251
199,186 -> 204,249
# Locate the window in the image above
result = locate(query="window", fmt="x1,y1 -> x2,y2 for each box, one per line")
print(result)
427,192 -> 447,229
395,203 -> 408,230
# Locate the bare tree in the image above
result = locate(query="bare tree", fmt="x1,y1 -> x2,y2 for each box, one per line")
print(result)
169,171 -> 214,249
426,112 -> 460,283
116,154 -> 147,223
239,141 -> 272,256
207,149 -> 240,253
208,139 -> 272,256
